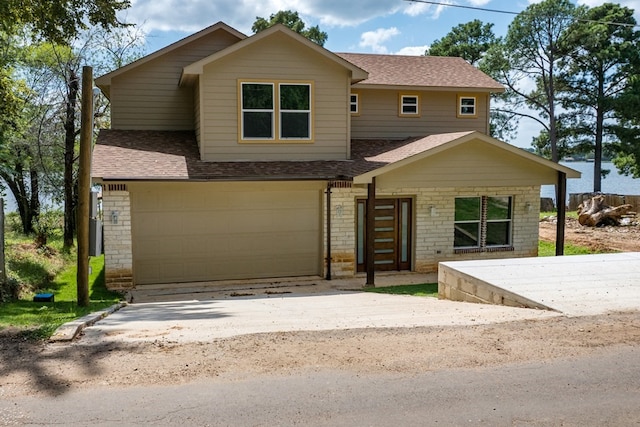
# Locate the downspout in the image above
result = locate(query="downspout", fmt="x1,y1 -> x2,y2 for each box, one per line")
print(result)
555,171 -> 567,256
365,177 -> 376,287
325,181 -> 332,280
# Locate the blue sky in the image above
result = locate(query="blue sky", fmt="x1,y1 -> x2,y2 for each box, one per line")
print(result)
120,0 -> 640,148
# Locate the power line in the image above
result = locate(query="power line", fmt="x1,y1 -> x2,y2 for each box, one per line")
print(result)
403,0 -> 640,28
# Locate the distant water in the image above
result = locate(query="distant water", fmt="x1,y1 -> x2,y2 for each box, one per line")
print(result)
541,161 -> 640,203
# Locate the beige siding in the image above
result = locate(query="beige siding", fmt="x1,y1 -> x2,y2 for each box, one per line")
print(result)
199,32 -> 351,161
194,79 -> 201,155
376,140 -> 560,189
129,181 -> 324,284
351,89 -> 489,139
110,30 -> 241,130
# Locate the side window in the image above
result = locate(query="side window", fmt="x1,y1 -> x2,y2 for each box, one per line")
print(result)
454,197 -> 481,248
350,93 -> 359,115
399,94 -> 419,117
454,196 -> 512,249
457,95 -> 477,118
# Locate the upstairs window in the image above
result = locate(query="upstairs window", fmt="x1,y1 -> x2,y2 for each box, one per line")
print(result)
240,81 -> 313,142
399,94 -> 419,117
350,93 -> 359,115
241,83 -> 274,139
454,196 -> 512,250
280,84 -> 311,139
457,95 -> 477,118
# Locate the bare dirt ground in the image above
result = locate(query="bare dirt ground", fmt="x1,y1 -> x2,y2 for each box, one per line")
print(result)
539,216 -> 640,253
1,220 -> 640,399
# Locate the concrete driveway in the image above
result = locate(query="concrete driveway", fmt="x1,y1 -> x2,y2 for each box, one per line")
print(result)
78,290 -> 560,344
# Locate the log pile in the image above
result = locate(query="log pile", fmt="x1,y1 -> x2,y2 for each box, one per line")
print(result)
577,195 -> 636,227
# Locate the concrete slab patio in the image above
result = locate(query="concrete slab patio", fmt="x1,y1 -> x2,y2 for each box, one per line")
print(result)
439,252 -> 640,316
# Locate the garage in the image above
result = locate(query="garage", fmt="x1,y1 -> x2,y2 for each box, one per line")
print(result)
129,181 -> 324,285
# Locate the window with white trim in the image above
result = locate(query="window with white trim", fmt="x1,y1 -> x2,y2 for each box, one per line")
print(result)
279,83 -> 311,139
458,96 -> 477,117
241,82 -> 274,139
454,196 -> 512,250
400,94 -> 419,116
350,93 -> 359,114
240,81 -> 312,141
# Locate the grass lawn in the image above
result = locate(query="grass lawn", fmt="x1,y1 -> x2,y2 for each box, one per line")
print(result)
1,231 -> 122,339
364,283 -> 438,297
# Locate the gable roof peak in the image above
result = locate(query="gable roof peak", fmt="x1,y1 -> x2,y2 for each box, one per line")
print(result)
95,21 -> 246,95
181,24 -> 368,84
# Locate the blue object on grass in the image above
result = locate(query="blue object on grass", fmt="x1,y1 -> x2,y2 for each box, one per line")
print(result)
33,293 -> 54,302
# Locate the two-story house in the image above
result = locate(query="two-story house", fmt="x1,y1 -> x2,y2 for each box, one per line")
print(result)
93,22 -> 579,290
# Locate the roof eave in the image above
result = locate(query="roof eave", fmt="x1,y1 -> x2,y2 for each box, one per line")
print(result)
353,131 -> 581,184
351,83 -> 505,93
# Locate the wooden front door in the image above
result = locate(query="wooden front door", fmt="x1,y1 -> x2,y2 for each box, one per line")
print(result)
356,198 -> 412,272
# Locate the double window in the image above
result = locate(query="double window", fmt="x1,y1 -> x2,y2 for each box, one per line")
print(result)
241,81 -> 312,141
454,196 -> 512,250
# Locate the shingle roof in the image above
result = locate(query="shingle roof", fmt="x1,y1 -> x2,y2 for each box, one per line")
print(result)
93,130 -> 579,182
336,53 -> 504,91
92,130 -> 466,181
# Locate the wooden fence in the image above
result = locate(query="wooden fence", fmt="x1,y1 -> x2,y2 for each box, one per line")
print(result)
568,193 -> 640,212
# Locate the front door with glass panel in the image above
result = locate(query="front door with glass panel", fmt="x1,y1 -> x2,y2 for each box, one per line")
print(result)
356,198 -> 412,272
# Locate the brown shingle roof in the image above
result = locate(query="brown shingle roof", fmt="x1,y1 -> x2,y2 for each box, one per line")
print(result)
336,53 -> 504,91
92,130 -> 468,181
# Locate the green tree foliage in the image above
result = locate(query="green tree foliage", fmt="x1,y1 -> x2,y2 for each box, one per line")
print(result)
0,33 -> 43,234
611,76 -> 640,178
426,19 -> 498,67
252,10 -> 328,46
484,0 -> 577,163
558,3 -> 640,191
0,0 -> 130,43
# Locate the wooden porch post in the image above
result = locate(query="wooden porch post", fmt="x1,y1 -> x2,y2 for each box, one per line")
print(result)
555,171 -> 567,256
325,182 -> 332,280
365,177 -> 376,287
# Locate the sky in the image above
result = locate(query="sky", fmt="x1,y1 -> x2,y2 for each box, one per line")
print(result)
118,0 -> 640,148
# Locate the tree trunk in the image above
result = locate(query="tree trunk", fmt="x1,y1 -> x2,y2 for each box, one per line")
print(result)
0,166 -> 38,234
577,195 -> 635,227
593,73 -> 605,193
63,67 -> 79,250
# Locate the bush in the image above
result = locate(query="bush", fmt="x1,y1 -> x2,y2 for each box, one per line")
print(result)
32,209 -> 63,248
5,212 -> 22,233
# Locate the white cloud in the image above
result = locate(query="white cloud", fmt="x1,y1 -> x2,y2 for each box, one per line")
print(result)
359,27 -> 400,53
124,0 -> 408,33
395,45 -> 429,55
403,2 -> 432,17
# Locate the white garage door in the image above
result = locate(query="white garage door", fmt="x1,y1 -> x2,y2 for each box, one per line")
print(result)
130,182 -> 323,285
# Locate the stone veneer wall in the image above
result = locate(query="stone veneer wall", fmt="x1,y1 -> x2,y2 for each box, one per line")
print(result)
102,187 -> 134,290
324,185 -> 540,278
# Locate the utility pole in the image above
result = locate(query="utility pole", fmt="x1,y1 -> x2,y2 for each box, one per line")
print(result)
77,66 -> 93,307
